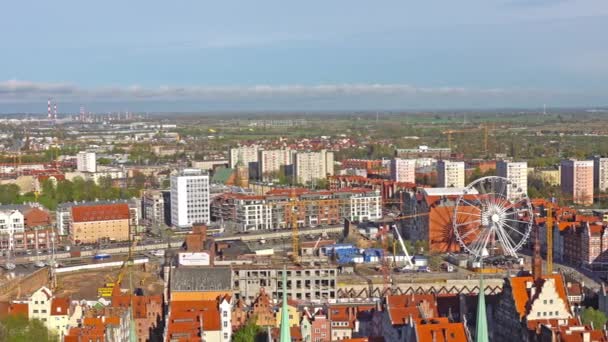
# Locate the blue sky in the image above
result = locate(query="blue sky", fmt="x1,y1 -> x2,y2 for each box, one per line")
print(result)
1,0 -> 607,112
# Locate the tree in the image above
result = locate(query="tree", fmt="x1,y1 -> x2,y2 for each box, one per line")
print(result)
0,315 -> 58,342
580,307 -> 607,329
232,320 -> 265,342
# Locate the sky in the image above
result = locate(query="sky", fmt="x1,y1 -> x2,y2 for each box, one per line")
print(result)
1,0 -> 607,112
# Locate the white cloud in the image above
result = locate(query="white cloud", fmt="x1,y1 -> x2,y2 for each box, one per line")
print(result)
0,79 -> 520,103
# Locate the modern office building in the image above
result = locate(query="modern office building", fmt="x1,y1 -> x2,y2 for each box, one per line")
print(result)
561,159 -> 594,205
76,151 -> 96,173
390,158 -> 416,183
170,169 -> 210,228
294,149 -> 334,185
437,160 -> 465,188
497,160 -> 528,201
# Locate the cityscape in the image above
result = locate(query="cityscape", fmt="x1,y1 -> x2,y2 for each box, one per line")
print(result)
2,1 -> 608,342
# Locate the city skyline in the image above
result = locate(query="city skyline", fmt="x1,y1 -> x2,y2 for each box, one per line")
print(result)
1,0 -> 608,111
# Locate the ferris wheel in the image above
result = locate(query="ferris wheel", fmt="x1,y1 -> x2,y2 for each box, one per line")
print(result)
453,176 -> 533,260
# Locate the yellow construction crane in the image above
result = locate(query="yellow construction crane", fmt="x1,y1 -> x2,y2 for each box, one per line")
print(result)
441,124 -> 495,156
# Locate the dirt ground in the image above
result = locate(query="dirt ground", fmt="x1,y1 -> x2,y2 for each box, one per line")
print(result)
54,264 -> 164,299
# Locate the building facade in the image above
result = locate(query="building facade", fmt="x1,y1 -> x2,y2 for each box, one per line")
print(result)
390,158 -> 416,183
497,160 -> 528,201
561,159 -> 594,205
76,151 -> 96,173
170,169 -> 210,228
258,149 -> 292,180
437,160 -> 465,188
294,150 -> 334,185
212,189 -> 381,232
229,145 -> 259,168
70,203 -> 131,244
593,156 -> 608,192
142,189 -> 166,228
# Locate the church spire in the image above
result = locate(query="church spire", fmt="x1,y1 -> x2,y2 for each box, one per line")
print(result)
475,274 -> 489,342
279,266 -> 291,342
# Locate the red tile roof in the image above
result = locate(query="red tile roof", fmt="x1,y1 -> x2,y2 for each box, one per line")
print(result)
415,319 -> 468,342
72,203 -> 130,222
9,303 -> 28,318
50,298 -> 70,316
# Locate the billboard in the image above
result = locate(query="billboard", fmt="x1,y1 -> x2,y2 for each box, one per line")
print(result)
178,252 -> 211,266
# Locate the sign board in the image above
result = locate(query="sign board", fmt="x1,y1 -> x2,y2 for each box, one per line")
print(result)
178,252 -> 210,266
97,287 -> 114,297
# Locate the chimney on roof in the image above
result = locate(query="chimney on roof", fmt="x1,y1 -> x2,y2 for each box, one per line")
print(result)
431,329 -> 437,342
583,331 -> 591,342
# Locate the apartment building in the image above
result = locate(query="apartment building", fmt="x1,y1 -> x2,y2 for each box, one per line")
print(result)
390,158 -> 416,183
229,145 -> 259,168
0,210 -> 24,251
593,156 -> 608,192
76,151 -> 96,173
258,148 -> 292,180
0,228 -> 56,251
294,149 -> 334,185
211,188 -> 381,232
170,168 -> 210,228
142,189 -> 166,228
437,160 -> 465,188
497,160 -> 528,201
561,159 -> 594,205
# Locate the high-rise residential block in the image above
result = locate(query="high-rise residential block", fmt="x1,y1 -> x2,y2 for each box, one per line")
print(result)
170,169 -> 210,228
390,158 -> 416,183
258,149 -> 292,180
561,159 -> 594,205
593,156 -> 608,192
497,160 -> 528,201
437,160 -> 465,188
229,145 -> 259,168
76,151 -> 96,173
294,149 -> 334,185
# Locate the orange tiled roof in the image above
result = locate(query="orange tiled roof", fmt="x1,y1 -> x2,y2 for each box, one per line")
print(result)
72,203 -> 130,223
386,294 -> 438,325
416,320 -> 468,342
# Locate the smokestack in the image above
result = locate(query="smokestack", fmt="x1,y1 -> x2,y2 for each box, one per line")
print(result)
47,98 -> 52,119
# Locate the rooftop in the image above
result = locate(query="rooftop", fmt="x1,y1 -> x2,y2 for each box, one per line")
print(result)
170,267 -> 232,292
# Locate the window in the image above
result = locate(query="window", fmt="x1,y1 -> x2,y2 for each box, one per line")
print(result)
223,311 -> 227,317
550,299 -> 554,304
543,300 -> 547,304
33,310 -> 39,313
223,322 -> 227,328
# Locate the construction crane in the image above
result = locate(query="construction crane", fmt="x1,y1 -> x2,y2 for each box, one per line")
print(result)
441,123 -> 495,156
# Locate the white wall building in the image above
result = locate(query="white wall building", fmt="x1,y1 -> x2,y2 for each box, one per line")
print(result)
437,160 -> 465,188
497,160 -> 528,201
593,156 -> 608,192
294,149 -> 334,185
390,158 -> 416,183
76,151 -> 96,173
229,145 -> 259,168
170,169 -> 210,228
0,210 -> 25,250
258,148 -> 292,180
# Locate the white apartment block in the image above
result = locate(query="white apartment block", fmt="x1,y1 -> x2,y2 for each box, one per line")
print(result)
390,158 -> 416,183
497,161 -> 528,201
258,149 -> 292,179
229,145 -> 259,168
593,156 -> 608,192
76,151 -> 96,173
437,160 -> 465,188
0,210 -> 25,250
294,149 -> 334,185
171,169 -> 210,228
349,193 -> 382,222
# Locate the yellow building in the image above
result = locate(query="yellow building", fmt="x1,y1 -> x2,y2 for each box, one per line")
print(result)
275,300 -> 300,328
70,203 -> 131,244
